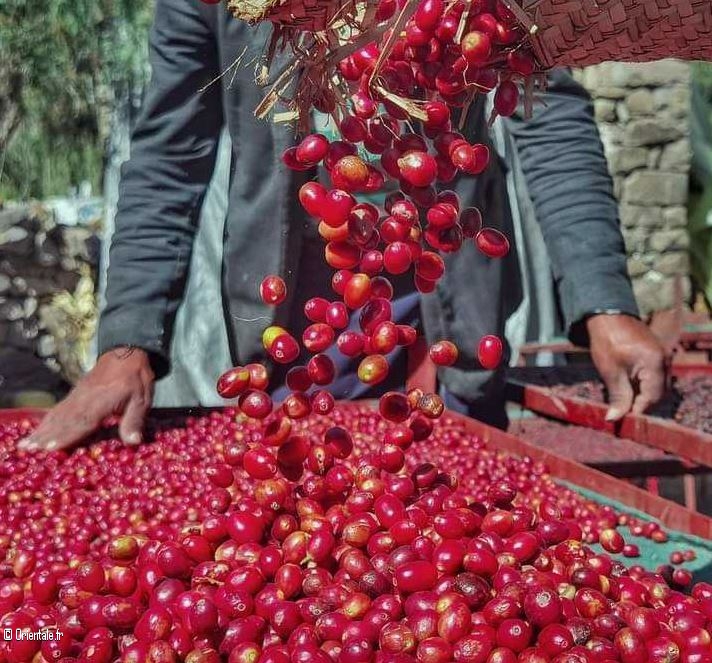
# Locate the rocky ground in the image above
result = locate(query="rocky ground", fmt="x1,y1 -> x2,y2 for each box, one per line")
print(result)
0,203 -> 99,402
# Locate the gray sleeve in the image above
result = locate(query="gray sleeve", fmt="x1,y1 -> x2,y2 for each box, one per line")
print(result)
98,0 -> 223,377
505,69 -> 639,344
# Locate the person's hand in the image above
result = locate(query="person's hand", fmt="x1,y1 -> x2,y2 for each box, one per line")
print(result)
18,347 -> 155,452
587,314 -> 666,422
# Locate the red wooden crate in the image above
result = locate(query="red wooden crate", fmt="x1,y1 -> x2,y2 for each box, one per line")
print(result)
506,367 -> 712,469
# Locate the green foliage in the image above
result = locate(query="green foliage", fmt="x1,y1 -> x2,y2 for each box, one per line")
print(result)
693,62 -> 712,95
0,0 -> 153,199
693,63 -> 712,129
0,120 -> 104,200
690,62 -> 712,307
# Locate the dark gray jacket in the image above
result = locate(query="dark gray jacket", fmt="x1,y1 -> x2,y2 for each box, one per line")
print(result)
98,0 -> 638,404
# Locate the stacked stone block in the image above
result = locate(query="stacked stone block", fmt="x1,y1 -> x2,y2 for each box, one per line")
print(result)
0,204 -> 99,378
576,60 -> 692,315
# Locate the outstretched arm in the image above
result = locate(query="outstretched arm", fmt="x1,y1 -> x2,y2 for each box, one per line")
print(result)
506,70 -> 665,420
22,0 -> 224,450
99,0 -> 224,375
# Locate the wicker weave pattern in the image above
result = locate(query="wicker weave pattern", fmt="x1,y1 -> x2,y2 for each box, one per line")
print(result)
228,0 -> 712,66
525,0 -> 712,67
227,0 -> 352,30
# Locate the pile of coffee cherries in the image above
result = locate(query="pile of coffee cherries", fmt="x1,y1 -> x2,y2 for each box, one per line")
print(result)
3,1 -> 709,661
1,406 -> 710,663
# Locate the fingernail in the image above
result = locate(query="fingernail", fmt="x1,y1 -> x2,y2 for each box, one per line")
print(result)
45,441 -> 58,451
605,409 -> 622,422
125,432 -> 141,445
18,437 -> 35,450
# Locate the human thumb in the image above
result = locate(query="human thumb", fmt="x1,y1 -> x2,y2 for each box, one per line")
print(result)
118,394 -> 150,445
603,369 -> 635,422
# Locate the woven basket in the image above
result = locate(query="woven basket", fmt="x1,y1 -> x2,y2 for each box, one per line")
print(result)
230,0 -> 712,127
526,0 -> 712,68
228,0 -> 712,66
227,0 -> 356,31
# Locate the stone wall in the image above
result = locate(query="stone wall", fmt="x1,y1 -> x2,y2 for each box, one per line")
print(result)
575,60 -> 692,316
0,203 -> 100,384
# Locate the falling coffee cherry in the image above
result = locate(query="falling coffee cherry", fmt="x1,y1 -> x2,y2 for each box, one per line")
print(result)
304,297 -> 329,323
415,252 -> 445,281
331,156 -> 370,192
295,133 -> 330,165
325,140 -> 358,170
358,355 -> 389,385
343,273 -> 372,309
282,147 -> 312,171
262,325 -> 288,351
460,30 -> 492,65
325,241 -> 361,270
379,392 -> 411,423
321,190 -> 357,228
359,298 -> 392,335
397,325 -> 417,346
238,390 -> 273,419
426,202 -> 458,230
494,80 -> 520,118
383,242 -> 412,275
417,393 -> 445,419
477,335 -> 503,370
270,334 -> 300,365
282,392 -> 311,420
260,275 -> 287,306
326,301 -> 350,329
371,321 -> 399,354
508,49 -> 535,76
669,551 -> 685,566
216,366 -> 251,399
302,323 -> 335,353
397,151 -> 438,188
337,331 -> 366,357
286,366 -> 312,392
475,228 -> 510,258
390,199 -> 418,226
246,363 -> 269,390
460,208 -> 482,239
311,390 -> 335,415
308,354 -> 336,386
298,182 -> 328,218
429,340 -> 459,367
